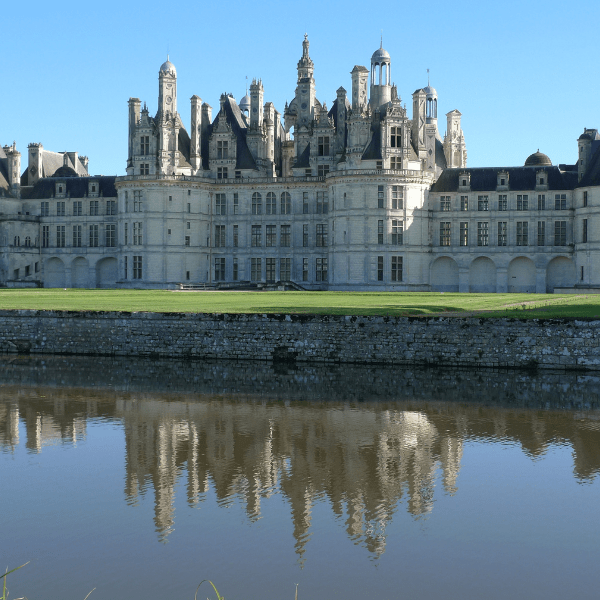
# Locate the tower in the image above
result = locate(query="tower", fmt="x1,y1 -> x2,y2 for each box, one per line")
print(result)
6,142 -> 21,197
370,43 -> 391,111
190,95 -> 202,172
250,79 -> 264,130
127,97 -> 141,174
27,143 -> 43,186
156,58 -> 180,175
158,58 -> 177,118
295,35 -> 316,127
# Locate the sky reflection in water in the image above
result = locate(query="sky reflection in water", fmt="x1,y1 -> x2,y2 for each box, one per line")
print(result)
2,356 -> 600,600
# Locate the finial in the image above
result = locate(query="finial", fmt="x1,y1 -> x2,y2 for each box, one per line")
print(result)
167,53 -> 169,61
245,75 -> 248,94
381,31 -> 383,48
427,68 -> 430,86
304,32 -> 308,41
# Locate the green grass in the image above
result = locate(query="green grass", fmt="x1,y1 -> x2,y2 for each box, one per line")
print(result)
1,289 -> 600,318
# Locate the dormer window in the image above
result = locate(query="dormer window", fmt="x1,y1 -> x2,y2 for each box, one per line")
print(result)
536,170 -> 547,188
217,140 -> 229,159
497,171 -> 509,189
88,181 -> 99,197
459,172 -> 471,190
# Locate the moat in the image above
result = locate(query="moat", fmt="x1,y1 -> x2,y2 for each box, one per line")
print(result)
2,356 -> 600,599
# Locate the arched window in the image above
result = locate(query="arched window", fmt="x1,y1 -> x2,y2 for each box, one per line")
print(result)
14,236 -> 20,247
252,192 -> 262,215
266,192 -> 276,215
25,236 -> 31,247
280,192 -> 291,214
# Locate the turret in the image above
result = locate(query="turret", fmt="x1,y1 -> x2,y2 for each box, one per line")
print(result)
351,66 -> 369,113
412,89 -> 426,155
578,128 -> 599,181
27,143 -> 43,186
6,142 -> 21,197
158,58 -> 177,119
335,87 -> 348,154
443,110 -> 467,168
370,43 -> 391,111
127,97 -> 141,172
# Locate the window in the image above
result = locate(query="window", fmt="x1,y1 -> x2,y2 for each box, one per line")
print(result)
303,224 -> 309,247
251,258 -> 261,281
233,258 -> 238,281
56,226 -> 65,248
391,256 -> 403,282
252,192 -> 262,215
316,224 -> 328,247
390,156 -> 401,170
303,192 -> 309,214
251,225 -> 262,247
516,222 -> 528,246
185,235 -> 190,246
41,201 -> 49,216
378,185 -> 384,209
392,186 -> 403,210
140,164 -> 150,175
186,271 -> 190,281
73,225 -> 82,247
73,201 -> 82,216
378,220 -> 384,244
377,256 -> 384,281
215,194 -> 227,215
281,192 -> 291,214
477,222 -> 489,246
318,136 -> 330,156
141,135 -> 150,155
460,222 -> 468,246
124,256 -> 128,279
280,258 -> 291,281
42,226 -> 49,248
317,191 -> 328,214
538,194 -> 545,211
215,225 -> 225,247
266,192 -> 277,214
376,160 -> 383,170
280,224 -> 291,247
537,221 -> 545,246
390,126 -> 401,148
133,222 -> 142,245
517,195 -> 529,211
266,224 -> 276,247
583,191 -> 588,207
440,222 -> 451,246
555,194 -> 567,210
106,224 -> 116,247
478,196 -> 489,211
89,224 -> 99,247
498,222 -> 507,246
25,265 -> 30,276
554,221 -> 567,246
133,256 -> 142,279
217,167 -> 228,179
233,224 -> 239,247
318,164 -> 330,177
392,220 -> 403,245
235,170 -> 241,179
89,200 -> 99,216
215,257 -> 226,281
13,236 -> 20,247
305,168 -> 312,177
266,258 -> 276,282
583,219 -> 588,243
124,223 -> 128,245
316,257 -> 328,282
187,222 -> 191,230
187,202 -> 191,213
440,196 -> 451,211
302,258 -> 309,281
581,266 -> 584,281
57,202 -> 65,216
217,140 -> 229,159
461,196 -> 468,211
233,193 -> 239,214
24,237 -> 31,248
498,195 -> 507,211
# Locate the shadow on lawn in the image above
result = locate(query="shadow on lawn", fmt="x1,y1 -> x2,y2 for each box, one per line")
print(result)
256,304 -> 470,316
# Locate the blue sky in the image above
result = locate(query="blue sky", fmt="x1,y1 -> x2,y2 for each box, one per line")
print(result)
3,0 -> 598,176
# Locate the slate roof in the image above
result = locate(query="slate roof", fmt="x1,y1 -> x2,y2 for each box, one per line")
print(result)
21,176 -> 117,200
435,139 -> 447,170
578,143 -> 600,187
205,96 -> 257,171
0,147 -> 10,196
327,97 -> 349,147
431,165 -> 578,193
20,149 -> 89,185
362,121 -> 382,161
293,142 -> 311,168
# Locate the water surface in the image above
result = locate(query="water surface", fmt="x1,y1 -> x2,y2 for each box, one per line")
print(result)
2,357 -> 600,599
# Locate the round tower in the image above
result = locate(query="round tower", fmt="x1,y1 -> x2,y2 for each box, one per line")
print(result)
424,84 -> 437,125
370,43 -> 391,111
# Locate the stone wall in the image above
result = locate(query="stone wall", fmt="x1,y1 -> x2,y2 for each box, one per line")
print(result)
1,310 -> 600,370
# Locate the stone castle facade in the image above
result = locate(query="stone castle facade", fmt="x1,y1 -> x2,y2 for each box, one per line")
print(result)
1,36 -> 598,292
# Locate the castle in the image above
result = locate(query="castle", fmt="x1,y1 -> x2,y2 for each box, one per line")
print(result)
1,36 -> 598,292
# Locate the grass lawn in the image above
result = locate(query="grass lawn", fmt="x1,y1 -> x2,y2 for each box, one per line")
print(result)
1,289 -> 600,318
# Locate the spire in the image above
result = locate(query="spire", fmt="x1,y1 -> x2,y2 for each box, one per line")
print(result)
427,68 -> 430,86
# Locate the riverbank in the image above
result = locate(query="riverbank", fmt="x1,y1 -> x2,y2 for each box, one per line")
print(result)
2,310 -> 600,370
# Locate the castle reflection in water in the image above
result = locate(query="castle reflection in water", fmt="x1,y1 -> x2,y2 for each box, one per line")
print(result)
2,356 -> 600,558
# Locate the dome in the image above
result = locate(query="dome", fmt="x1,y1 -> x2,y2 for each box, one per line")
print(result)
52,166 -> 78,178
239,94 -> 251,112
423,85 -> 437,97
579,133 -> 592,141
371,46 -> 390,63
524,150 -> 552,167
160,59 -> 176,76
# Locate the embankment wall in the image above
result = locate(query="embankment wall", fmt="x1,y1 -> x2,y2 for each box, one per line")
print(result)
1,310 -> 600,370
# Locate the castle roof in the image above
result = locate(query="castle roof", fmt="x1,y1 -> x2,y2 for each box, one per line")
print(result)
21,175 -> 117,199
